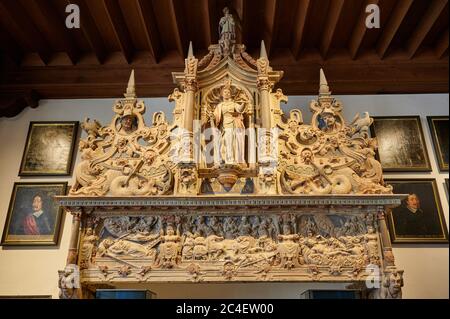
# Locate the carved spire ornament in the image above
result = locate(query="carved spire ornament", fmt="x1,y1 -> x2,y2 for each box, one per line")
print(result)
124,69 -> 136,99
319,68 -> 330,96
57,7 -> 405,299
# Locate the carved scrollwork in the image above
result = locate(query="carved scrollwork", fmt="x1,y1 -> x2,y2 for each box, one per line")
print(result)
277,70 -> 392,196
70,72 -> 175,197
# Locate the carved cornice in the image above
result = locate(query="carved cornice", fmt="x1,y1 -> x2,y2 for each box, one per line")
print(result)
55,194 -> 406,209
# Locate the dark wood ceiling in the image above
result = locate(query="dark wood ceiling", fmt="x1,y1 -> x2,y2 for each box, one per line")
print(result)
0,0 -> 448,117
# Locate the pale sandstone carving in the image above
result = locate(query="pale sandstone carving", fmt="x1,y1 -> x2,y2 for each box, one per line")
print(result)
58,8 -> 404,299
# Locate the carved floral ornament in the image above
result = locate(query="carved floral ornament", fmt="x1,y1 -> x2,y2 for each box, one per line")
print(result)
58,7 -> 404,299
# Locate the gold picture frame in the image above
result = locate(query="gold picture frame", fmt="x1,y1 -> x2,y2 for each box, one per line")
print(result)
1,182 -> 68,246
427,116 -> 449,172
370,116 -> 431,172
386,179 -> 448,244
19,121 -> 79,176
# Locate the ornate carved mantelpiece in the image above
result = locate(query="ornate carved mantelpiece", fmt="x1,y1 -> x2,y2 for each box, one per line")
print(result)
56,8 -> 406,299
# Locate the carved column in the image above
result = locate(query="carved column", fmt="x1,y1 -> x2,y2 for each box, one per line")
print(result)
59,208 -> 83,299
257,74 -> 272,129
183,79 -> 197,133
177,43 -> 199,195
368,206 -> 404,299
67,209 -> 82,264
182,42 -> 198,134
377,207 -> 395,267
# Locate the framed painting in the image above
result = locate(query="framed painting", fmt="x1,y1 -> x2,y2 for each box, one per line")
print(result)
19,121 -> 79,176
370,116 -> 431,172
1,182 -> 68,246
427,116 -> 449,172
386,179 -> 448,244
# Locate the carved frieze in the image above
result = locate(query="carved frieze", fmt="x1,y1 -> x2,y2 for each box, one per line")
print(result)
75,212 -> 384,284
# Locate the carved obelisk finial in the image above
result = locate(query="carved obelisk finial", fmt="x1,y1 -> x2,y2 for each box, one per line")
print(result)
319,68 -> 330,96
187,41 -> 194,58
260,40 -> 268,60
124,69 -> 136,99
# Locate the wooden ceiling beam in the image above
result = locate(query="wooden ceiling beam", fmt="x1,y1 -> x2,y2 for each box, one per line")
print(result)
0,0 -> 52,65
320,0 -> 345,59
31,0 -> 80,65
234,0 -> 248,46
203,0 -> 214,47
0,90 -> 40,118
168,0 -> 188,59
0,27 -> 23,66
263,0 -> 282,58
1,53 -> 447,102
376,0 -> 414,59
291,0 -> 311,60
349,0 -> 380,60
69,0 -> 107,64
435,29 -> 449,59
406,0 -> 448,59
135,0 -> 163,63
101,0 -> 134,64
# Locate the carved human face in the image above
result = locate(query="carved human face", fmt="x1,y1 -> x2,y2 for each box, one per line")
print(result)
121,115 -> 136,132
301,149 -> 313,163
167,226 -> 175,236
222,88 -> 231,100
389,272 -> 403,291
322,113 -> 336,127
32,195 -> 43,212
406,194 -> 420,210
288,121 -> 297,132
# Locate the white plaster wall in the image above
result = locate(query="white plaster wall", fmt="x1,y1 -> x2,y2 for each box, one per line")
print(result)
0,94 -> 448,299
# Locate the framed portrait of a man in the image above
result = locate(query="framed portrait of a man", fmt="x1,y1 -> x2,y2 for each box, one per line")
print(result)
427,116 -> 449,172
1,182 -> 67,246
19,121 -> 78,176
386,179 -> 448,244
370,116 -> 431,172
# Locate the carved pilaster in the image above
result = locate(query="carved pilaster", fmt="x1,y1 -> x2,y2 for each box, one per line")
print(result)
59,207 -> 83,299
67,208 -> 82,265
257,77 -> 272,129
182,45 -> 198,133
377,207 -> 396,267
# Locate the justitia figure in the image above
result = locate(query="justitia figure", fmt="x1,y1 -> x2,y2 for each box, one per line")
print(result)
213,81 -> 246,165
